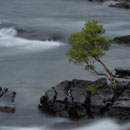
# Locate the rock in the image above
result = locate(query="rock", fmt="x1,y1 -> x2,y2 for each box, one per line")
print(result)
39,78 -> 102,119
39,78 -> 130,120
115,68 -> 130,78
104,82 -> 130,120
0,87 -> 16,113
113,35 -> 130,45
88,0 -> 104,2
109,2 -> 130,9
114,0 -> 130,2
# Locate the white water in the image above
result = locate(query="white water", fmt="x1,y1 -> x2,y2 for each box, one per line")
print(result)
0,119 -> 130,130
0,0 -> 130,129
0,127 -> 43,130
0,28 -> 64,53
0,28 -> 130,130
74,119 -> 122,130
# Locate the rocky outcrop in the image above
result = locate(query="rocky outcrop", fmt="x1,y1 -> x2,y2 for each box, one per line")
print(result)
115,68 -> 130,78
0,87 -> 16,112
114,35 -> 130,45
38,78 -> 130,120
109,2 -> 130,9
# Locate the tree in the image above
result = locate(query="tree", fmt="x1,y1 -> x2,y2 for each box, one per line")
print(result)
66,20 -> 115,84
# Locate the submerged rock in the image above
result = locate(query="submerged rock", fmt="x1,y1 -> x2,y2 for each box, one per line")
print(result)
38,78 -> 130,120
109,2 -> 130,9
114,35 -> 130,45
0,87 -> 16,113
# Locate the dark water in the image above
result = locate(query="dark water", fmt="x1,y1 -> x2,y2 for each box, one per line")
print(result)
0,0 -> 130,130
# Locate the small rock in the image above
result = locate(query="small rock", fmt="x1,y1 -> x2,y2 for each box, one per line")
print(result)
3,88 -> 8,93
115,68 -> 130,78
114,35 -> 130,45
0,87 -> 16,113
114,0 -> 130,2
109,2 -> 130,9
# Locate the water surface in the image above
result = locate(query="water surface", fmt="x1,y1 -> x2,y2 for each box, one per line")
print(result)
0,0 -> 130,129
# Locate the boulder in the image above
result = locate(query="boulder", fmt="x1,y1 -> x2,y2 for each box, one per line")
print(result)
38,78 -> 130,120
109,2 -> 130,9
0,87 -> 16,112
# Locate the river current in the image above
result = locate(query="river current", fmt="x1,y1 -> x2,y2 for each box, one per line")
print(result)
0,0 -> 130,129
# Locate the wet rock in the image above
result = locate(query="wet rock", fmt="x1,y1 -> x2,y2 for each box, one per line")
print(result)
115,68 -> 130,78
109,2 -> 130,9
39,78 -> 130,120
0,87 -> 16,113
88,0 -> 104,2
114,35 -> 130,45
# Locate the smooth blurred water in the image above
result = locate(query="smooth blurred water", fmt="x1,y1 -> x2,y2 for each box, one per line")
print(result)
0,0 -> 130,129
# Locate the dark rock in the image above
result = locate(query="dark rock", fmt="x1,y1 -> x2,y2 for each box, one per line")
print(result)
109,2 -> 130,9
88,0 -> 104,2
115,68 -> 130,78
39,78 -> 130,120
114,0 -> 130,2
0,87 -> 16,113
114,35 -> 130,45
104,82 -> 130,120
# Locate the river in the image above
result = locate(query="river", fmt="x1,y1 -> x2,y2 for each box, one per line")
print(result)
0,0 -> 130,129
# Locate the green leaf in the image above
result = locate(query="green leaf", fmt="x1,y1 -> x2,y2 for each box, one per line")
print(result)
66,20 -> 113,79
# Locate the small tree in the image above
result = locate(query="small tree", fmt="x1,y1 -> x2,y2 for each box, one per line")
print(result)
66,20 -> 115,84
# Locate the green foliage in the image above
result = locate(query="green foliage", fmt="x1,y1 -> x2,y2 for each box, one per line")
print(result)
88,84 -> 97,96
66,20 -> 113,71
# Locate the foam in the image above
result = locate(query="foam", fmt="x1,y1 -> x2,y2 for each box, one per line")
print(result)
74,119 -> 121,130
0,28 -> 64,52
0,127 -> 43,130
1,119 -> 130,130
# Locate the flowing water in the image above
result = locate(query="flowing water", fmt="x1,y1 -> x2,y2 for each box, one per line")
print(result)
0,0 -> 130,129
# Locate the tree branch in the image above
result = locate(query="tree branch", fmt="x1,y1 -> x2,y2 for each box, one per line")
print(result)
92,68 -> 112,82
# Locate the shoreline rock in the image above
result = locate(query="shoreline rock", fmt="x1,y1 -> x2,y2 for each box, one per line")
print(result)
109,2 -> 130,9
0,87 -> 16,113
114,35 -> 130,45
38,78 -> 130,120
115,68 -> 130,78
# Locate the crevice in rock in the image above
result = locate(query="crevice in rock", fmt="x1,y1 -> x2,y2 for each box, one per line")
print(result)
65,82 -> 74,102
0,88 -> 8,97
64,85 -> 74,118
111,83 -> 130,103
64,97 -> 68,109
52,87 -> 57,100
68,86 -> 74,102
84,91 -> 93,119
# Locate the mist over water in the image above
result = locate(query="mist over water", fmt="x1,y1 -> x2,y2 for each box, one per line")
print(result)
0,0 -> 130,129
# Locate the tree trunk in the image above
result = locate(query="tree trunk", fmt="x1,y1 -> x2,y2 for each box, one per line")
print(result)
94,57 -> 115,84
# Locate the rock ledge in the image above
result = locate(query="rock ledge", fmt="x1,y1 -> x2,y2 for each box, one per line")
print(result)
39,78 -> 130,120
